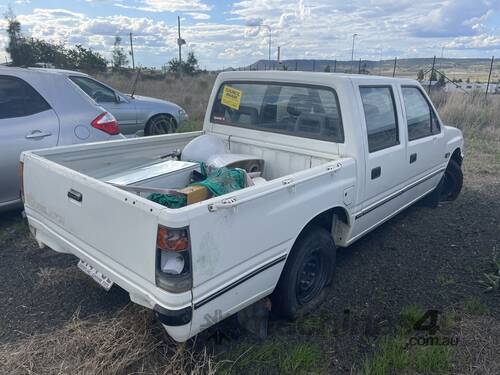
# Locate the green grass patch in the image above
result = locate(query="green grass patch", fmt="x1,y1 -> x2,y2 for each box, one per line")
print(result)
219,340 -> 325,375
399,305 -> 425,334
295,313 -> 332,337
362,306 -> 457,375
463,297 -> 489,315
436,274 -> 456,286
279,343 -> 323,374
177,119 -> 203,133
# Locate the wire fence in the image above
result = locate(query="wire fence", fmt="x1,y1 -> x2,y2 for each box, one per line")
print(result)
231,56 -> 500,97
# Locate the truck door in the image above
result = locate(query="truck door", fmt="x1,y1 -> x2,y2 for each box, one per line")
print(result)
353,84 -> 410,234
0,75 -> 59,205
400,85 -> 447,198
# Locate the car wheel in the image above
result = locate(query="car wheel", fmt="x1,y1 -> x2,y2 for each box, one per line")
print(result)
272,225 -> 336,320
440,159 -> 463,201
145,114 -> 176,136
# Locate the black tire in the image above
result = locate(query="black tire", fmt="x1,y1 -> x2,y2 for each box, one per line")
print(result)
145,114 -> 176,136
272,226 -> 336,320
440,159 -> 463,201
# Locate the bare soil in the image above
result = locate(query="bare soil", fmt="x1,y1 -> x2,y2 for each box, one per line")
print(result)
0,132 -> 499,374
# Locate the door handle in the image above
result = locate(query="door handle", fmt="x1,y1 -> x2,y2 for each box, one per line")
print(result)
410,153 -> 417,164
371,166 -> 381,180
25,130 -> 52,139
68,189 -> 83,202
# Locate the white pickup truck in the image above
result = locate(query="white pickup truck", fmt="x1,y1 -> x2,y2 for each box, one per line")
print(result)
21,71 -> 463,342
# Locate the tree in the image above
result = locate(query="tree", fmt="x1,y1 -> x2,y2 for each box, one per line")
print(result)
112,36 -> 128,69
66,45 -> 107,72
324,64 -> 331,72
167,51 -> 200,75
4,9 -> 107,72
466,77 -> 470,84
4,8 -> 33,66
417,69 -> 424,81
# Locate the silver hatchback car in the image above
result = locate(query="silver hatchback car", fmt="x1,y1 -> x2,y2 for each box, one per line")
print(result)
0,67 -> 127,211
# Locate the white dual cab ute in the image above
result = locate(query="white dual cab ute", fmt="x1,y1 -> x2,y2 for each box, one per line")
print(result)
21,71 -> 464,342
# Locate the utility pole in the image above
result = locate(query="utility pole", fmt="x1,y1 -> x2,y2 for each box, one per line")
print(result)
351,33 -> 358,73
277,46 -> 280,62
177,16 -> 186,75
485,56 -> 494,100
392,57 -> 397,77
267,26 -> 271,63
129,32 -> 135,70
428,56 -> 436,94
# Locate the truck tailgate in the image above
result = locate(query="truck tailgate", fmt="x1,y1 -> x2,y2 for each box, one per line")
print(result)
23,153 -> 159,285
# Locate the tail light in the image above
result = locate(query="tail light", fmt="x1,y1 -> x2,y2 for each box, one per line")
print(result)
155,225 -> 192,293
91,112 -> 120,135
19,161 -> 25,202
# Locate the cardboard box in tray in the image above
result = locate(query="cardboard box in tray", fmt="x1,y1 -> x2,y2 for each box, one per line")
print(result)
179,185 -> 210,205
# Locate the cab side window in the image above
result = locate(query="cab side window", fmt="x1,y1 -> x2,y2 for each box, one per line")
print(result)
360,86 -> 399,152
402,86 -> 440,141
0,75 -> 51,119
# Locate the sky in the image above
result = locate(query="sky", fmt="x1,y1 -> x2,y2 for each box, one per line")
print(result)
0,0 -> 499,70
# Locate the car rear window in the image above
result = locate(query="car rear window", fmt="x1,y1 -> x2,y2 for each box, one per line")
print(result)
210,81 -> 344,143
0,75 -> 51,119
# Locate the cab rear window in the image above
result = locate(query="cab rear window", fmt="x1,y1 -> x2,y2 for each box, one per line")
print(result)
211,82 -> 344,143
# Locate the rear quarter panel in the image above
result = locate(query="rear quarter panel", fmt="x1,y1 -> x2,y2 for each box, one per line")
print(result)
170,157 -> 356,336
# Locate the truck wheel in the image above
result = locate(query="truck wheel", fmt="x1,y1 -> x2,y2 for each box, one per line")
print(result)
145,114 -> 176,136
440,159 -> 463,201
272,226 -> 336,320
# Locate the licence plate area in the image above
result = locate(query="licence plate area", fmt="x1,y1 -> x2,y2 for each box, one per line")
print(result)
77,260 -> 114,291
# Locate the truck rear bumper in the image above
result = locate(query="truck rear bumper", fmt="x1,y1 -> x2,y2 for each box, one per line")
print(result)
25,207 -> 194,341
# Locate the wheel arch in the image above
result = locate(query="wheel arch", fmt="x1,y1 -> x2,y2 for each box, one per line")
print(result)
450,147 -> 462,167
294,205 -> 350,250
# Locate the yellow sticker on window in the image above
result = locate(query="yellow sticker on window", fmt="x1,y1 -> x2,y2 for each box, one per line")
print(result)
221,85 -> 242,110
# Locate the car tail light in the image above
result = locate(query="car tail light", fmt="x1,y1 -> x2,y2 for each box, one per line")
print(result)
19,161 -> 24,202
155,225 -> 192,293
91,112 -> 120,135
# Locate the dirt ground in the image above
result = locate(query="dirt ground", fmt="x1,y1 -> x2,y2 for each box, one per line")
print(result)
0,131 -> 499,374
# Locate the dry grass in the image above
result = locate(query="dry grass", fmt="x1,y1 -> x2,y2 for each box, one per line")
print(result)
431,91 -> 500,134
0,305 -> 218,375
455,315 -> 500,375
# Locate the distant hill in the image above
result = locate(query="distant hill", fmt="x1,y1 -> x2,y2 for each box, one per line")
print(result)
232,58 -> 498,82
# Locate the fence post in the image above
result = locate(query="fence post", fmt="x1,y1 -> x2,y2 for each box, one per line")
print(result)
392,57 -> 397,77
428,56 -> 436,94
485,55 -> 494,100
333,59 -> 337,73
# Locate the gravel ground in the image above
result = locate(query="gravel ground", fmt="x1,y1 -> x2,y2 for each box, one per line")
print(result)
0,134 -> 498,373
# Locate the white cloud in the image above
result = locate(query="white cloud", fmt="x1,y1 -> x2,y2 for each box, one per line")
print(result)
186,12 -> 211,20
114,0 -> 211,13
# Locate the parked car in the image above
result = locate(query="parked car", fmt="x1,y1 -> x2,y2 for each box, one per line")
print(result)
34,68 -> 189,136
21,71 -> 463,342
0,66 -> 125,211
